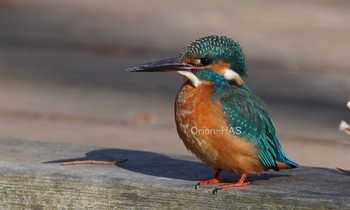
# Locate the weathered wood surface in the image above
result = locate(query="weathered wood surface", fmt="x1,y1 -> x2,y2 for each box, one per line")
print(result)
0,139 -> 349,209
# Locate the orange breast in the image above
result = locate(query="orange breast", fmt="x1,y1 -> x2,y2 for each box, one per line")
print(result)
174,81 -> 266,174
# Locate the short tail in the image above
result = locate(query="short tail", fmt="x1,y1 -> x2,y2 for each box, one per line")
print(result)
274,144 -> 299,169
284,158 -> 299,168
276,158 -> 299,169
273,134 -> 299,169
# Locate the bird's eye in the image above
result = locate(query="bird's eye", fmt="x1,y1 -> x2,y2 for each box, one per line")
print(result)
200,58 -> 211,65
194,58 -> 211,66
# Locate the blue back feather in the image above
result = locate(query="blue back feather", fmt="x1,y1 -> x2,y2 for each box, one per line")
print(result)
197,70 -> 299,169
217,86 -> 299,169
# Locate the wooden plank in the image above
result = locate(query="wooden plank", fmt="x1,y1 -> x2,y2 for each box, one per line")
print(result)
0,139 -> 349,209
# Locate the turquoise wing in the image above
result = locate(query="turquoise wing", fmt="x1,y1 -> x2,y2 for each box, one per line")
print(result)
216,86 -> 299,170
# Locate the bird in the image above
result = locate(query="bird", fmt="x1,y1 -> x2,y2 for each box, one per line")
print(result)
127,35 -> 299,194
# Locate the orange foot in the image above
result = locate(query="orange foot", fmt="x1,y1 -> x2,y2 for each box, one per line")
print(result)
195,169 -> 224,190
212,173 -> 250,195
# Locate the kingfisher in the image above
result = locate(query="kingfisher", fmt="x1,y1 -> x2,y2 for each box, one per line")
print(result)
127,35 -> 299,194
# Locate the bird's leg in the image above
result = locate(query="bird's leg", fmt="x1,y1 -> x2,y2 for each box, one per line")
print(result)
212,173 -> 250,194
195,169 -> 223,190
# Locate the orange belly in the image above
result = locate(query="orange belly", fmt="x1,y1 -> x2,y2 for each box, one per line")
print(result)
174,81 -> 266,174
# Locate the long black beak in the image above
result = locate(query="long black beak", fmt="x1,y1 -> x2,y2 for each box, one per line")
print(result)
126,57 -> 193,72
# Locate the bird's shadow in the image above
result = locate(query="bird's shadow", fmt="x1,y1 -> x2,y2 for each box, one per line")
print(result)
45,148 -> 288,182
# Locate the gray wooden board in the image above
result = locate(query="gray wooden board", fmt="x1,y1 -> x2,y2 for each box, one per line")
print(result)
0,139 -> 349,209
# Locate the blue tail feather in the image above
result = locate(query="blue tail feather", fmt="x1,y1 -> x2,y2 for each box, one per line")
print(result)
283,158 -> 300,168
274,134 -> 299,168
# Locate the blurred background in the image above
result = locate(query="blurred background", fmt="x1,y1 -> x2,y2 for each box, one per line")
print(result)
0,0 -> 349,168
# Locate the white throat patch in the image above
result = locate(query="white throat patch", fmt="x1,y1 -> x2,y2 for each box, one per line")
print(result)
177,69 -> 244,88
177,71 -> 202,87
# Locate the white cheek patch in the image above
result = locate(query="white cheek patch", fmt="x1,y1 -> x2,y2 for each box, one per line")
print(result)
177,71 -> 202,87
223,68 -> 244,86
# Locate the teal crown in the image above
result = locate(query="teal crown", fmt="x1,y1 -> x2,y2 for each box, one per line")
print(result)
180,35 -> 248,76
